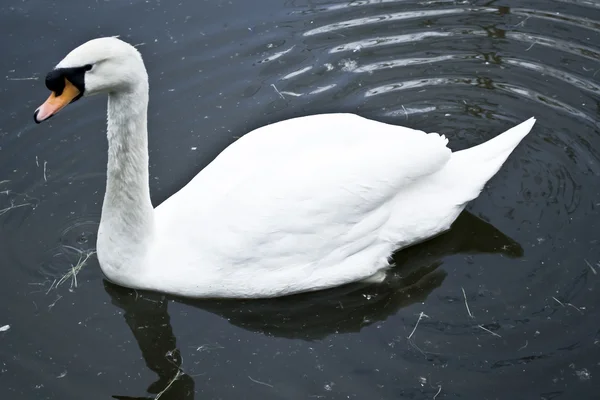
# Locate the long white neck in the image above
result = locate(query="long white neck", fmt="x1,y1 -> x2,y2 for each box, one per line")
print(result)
97,80 -> 154,282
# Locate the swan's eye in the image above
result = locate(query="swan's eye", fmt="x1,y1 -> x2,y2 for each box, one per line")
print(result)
84,64 -> 93,71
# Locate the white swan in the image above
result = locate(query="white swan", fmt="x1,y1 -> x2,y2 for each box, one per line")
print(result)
34,37 -> 535,298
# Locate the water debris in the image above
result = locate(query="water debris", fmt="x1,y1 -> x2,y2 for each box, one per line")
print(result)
56,371 -> 67,379
153,349 -> 185,399
461,287 -> 474,318
525,41 -> 537,51
407,312 -> 429,340
0,200 -> 33,216
552,296 -> 565,307
6,76 -> 39,81
477,325 -> 502,338
43,161 -> 48,182
552,296 -> 583,314
279,91 -> 303,97
513,15 -> 532,28
55,251 -> 96,290
584,259 -> 597,275
248,376 -> 274,388
48,295 -> 62,311
154,369 -> 183,400
575,368 -> 591,381
0,325 -> 10,332
45,279 -> 58,295
270,84 -> 285,99
433,385 -> 442,399
35,156 -> 39,167
567,303 -> 584,314
189,343 -> 224,352
402,105 -> 408,120
518,340 -> 529,351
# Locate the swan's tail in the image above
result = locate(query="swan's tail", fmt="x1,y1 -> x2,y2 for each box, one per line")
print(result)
444,117 -> 536,202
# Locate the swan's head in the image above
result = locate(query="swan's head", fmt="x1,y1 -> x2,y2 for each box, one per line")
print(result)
34,37 -> 147,123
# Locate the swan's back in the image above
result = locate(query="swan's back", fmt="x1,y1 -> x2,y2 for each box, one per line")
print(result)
148,114 -> 535,297
152,114 -> 456,296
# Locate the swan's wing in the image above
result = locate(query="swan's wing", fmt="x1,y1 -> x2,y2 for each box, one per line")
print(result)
157,114 -> 451,277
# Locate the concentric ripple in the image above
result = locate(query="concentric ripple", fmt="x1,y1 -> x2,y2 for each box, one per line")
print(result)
234,0 -> 600,396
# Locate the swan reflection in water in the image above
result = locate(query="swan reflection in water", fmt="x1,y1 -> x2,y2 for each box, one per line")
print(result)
107,211 -> 523,399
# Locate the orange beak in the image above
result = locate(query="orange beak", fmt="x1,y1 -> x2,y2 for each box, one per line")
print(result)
34,77 -> 81,123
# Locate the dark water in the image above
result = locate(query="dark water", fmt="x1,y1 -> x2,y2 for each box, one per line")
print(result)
1,0 -> 599,398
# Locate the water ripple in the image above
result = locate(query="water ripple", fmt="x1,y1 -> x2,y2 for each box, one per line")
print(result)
303,7 -> 495,36
502,57 -> 600,94
353,54 -> 461,72
513,8 -> 600,32
330,31 -> 454,53
554,0 -> 600,9
365,77 -> 598,125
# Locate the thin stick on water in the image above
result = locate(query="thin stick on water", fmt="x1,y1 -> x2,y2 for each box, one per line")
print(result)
154,369 -> 183,400
518,340 -> 528,351
584,259 -> 597,275
477,325 -> 502,338
407,312 -> 429,340
566,303 -> 584,314
248,376 -> 274,388
525,41 -> 536,51
6,76 -> 39,81
46,279 -> 57,295
48,294 -> 62,311
270,84 -> 285,100
552,296 -> 565,307
0,201 -> 33,216
154,349 -> 184,399
43,161 -> 47,182
56,251 -> 96,289
433,385 -> 442,400
461,287 -> 474,318
514,15 -> 531,28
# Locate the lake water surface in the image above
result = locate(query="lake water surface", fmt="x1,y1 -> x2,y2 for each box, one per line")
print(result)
1,0 -> 599,399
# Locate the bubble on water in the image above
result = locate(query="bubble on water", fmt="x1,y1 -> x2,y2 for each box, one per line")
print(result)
339,59 -> 357,72
575,368 -> 591,381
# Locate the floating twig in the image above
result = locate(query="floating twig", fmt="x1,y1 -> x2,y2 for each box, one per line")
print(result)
477,325 -> 501,338
270,84 -> 285,99
584,259 -> 597,275
461,287 -> 474,318
56,251 -> 96,289
48,295 -> 63,311
525,41 -> 536,51
433,385 -> 442,399
407,312 -> 429,340
154,369 -> 183,399
518,340 -> 528,351
248,376 -> 274,388
43,161 -> 47,182
566,303 -> 584,314
155,349 -> 184,399
6,77 -> 39,81
552,296 -> 565,307
0,201 -> 33,216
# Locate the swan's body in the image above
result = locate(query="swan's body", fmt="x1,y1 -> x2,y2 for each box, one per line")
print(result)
34,37 -> 536,298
